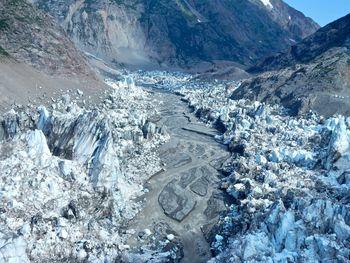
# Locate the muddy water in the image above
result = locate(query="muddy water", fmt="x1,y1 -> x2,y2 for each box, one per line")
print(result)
127,91 -> 229,262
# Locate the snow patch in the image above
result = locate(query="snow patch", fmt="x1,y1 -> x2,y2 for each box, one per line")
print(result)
260,0 -> 273,9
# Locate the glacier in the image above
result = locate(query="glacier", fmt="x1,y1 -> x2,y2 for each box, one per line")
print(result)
179,82 -> 350,263
0,79 -> 168,262
1,69 -> 349,262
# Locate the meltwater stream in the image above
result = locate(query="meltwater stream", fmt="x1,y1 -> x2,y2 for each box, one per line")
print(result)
125,89 -> 230,262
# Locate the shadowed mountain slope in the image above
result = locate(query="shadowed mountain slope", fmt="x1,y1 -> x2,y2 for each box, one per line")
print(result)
232,13 -> 350,117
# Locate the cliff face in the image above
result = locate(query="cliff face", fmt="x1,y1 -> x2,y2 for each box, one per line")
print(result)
30,0 -> 319,68
0,0 -> 94,76
233,13 -> 350,117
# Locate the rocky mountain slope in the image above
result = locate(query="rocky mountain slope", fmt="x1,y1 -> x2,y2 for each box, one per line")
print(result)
30,0 -> 319,68
232,13 -> 350,117
0,0 -> 107,114
0,0 -> 94,76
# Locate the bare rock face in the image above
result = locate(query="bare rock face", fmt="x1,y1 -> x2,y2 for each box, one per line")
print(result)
30,0 -> 319,68
0,0 -> 95,76
233,13 -> 350,117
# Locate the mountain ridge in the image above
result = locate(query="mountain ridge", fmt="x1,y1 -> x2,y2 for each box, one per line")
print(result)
249,13 -> 350,73
0,0 -> 95,76
0,0 -> 107,113
232,13 -> 350,117
30,0 -> 319,69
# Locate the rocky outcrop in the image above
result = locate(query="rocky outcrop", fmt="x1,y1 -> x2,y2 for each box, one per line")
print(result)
30,0 -> 319,68
233,13 -> 350,117
0,0 -> 94,76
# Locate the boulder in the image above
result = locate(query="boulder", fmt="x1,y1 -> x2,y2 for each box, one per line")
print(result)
190,177 -> 209,196
142,121 -> 157,139
158,180 -> 196,222
0,236 -> 29,263
0,117 -> 4,141
204,192 -> 227,220
334,216 -> 350,240
3,109 -> 19,139
179,168 -> 197,188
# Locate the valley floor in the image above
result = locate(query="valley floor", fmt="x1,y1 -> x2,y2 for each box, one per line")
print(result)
124,90 -> 229,263
0,69 -> 349,263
